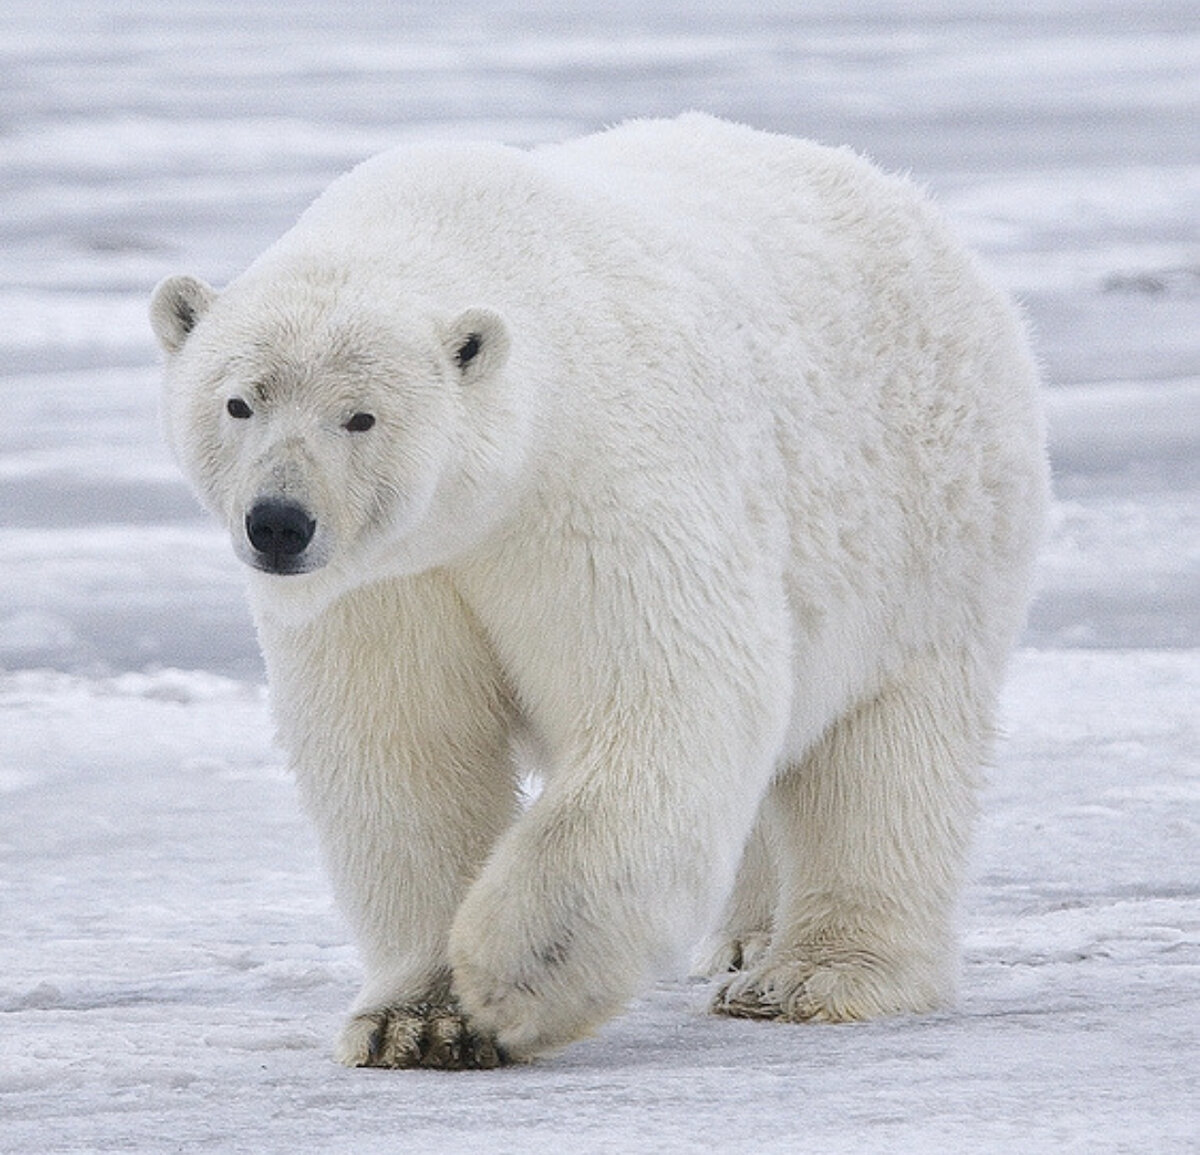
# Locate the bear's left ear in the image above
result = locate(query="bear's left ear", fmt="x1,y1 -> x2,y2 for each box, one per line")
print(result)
150,275 -> 217,355
442,307 -> 510,383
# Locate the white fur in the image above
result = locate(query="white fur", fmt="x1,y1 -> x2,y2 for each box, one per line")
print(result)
151,114 -> 1049,1066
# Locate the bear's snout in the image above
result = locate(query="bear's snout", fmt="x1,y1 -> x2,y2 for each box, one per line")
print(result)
245,498 -> 317,574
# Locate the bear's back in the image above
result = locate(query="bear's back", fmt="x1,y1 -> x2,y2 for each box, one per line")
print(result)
535,113 -> 923,251
272,115 -> 924,288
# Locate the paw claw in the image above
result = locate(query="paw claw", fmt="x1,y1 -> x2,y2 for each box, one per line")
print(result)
337,1002 -> 507,1070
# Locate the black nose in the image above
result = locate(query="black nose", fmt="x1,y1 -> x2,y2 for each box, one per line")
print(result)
245,499 -> 316,571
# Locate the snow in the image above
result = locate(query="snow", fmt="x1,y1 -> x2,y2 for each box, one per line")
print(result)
1,1 -> 1196,1151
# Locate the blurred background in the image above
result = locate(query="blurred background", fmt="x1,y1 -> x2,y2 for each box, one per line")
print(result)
1,0 -> 1197,677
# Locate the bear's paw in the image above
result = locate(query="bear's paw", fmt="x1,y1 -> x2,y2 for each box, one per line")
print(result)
710,945 -> 944,1024
335,1001 -> 508,1070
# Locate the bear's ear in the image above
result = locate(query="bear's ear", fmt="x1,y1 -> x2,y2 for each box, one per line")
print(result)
442,307 -> 510,383
150,275 -> 217,355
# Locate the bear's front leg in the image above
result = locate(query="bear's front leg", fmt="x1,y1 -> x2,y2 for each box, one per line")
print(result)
256,575 -> 519,1069
447,725 -> 780,1060
447,553 -> 792,1059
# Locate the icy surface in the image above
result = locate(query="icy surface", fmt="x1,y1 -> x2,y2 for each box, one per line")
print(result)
0,1 -> 1196,1151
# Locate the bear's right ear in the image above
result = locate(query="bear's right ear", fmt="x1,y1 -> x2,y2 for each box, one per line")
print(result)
150,275 -> 217,355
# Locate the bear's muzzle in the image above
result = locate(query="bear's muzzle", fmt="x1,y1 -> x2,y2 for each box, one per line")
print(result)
245,498 -> 317,575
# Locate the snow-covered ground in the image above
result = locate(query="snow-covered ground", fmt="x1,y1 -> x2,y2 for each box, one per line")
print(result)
1,2 -> 1196,1151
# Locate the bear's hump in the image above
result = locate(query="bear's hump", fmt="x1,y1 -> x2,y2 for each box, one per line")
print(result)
289,139 -> 541,242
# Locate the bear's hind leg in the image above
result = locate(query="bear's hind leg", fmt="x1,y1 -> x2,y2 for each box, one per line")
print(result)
692,815 -> 776,978
714,649 -> 990,1023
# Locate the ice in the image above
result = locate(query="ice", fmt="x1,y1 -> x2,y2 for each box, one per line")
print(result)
1,1 -> 1196,1150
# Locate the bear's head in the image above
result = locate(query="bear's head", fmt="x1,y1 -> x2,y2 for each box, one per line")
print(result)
151,268 -> 527,608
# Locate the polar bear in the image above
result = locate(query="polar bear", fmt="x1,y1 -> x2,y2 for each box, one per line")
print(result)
151,114 -> 1048,1069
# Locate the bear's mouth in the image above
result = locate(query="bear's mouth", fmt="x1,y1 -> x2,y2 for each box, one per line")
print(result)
246,553 -> 317,576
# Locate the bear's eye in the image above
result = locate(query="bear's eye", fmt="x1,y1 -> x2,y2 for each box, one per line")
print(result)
456,333 -> 482,367
344,412 -> 376,433
226,397 -> 253,419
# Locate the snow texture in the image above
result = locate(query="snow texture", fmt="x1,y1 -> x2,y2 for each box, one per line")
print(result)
0,1 -> 1196,1151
